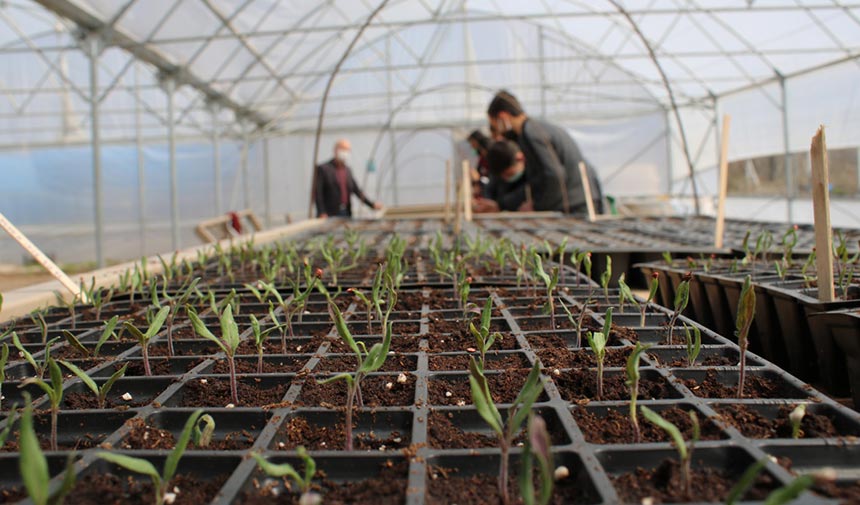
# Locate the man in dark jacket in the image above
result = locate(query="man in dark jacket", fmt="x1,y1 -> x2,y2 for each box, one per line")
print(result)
314,139 -> 383,218
473,140 -> 528,213
486,90 -> 603,215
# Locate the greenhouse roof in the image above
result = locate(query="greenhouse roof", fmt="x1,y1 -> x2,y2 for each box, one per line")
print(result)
2,0 -> 860,147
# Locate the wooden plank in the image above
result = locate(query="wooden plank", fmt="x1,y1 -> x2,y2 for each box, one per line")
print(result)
0,212 -> 84,302
444,160 -> 451,223
454,161 -> 464,234
810,125 -> 835,302
463,160 -> 473,222
714,114 -> 732,248
578,161 -> 596,222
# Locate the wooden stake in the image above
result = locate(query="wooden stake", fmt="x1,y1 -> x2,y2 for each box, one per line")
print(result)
810,126 -> 835,302
444,160 -> 451,223
714,114 -> 732,248
578,161 -> 596,222
454,161 -> 464,234
462,160 -> 473,222
0,212 -> 85,302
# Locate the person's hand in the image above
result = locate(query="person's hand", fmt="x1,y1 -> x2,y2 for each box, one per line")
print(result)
518,200 -> 534,212
473,198 -> 499,213
320,213 -> 328,219
373,202 -> 383,210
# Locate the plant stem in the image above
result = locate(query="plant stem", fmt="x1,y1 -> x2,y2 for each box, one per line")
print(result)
345,384 -> 355,451
682,454 -> 692,499
166,314 -> 175,358
51,406 -> 58,451
499,439 -> 510,505
737,350 -> 746,398
549,294 -> 555,330
668,313 -> 679,345
597,359 -> 604,401
640,305 -> 647,328
142,342 -> 152,377
257,349 -> 264,374
228,356 -> 239,405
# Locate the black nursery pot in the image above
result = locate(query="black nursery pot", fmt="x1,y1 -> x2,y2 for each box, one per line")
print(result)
809,309 -> 860,409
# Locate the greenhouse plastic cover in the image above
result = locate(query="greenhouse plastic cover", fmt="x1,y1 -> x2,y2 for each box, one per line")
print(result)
0,0 -> 858,262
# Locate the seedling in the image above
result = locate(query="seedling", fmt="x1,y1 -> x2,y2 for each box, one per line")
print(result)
151,276 -> 201,357
12,331 -> 59,379
736,275 -> 756,397
625,342 -> 652,443
533,253 -> 559,329
0,404 -> 16,446
0,343 -> 8,411
52,290 -> 79,330
61,330 -> 89,359
21,357 -> 64,451
789,404 -> 806,439
98,409 -> 207,505
469,358 -> 544,505
123,306 -> 170,377
667,272 -> 691,344
617,273 -> 636,314
457,272 -> 473,318
570,249 -> 589,287
252,447 -> 321,505
316,290 -> 394,450
60,361 -> 127,410
92,315 -> 120,358
641,272 -> 660,327
727,458 -> 820,505
189,305 -> 241,405
662,251 -> 673,265
586,329 -> 608,401
192,414 -> 215,449
683,323 -> 702,367
30,311 -> 48,345
80,277 -> 113,321
519,414 -> 554,505
469,296 -> 502,372
348,266 -> 383,333
19,393 -> 76,505
600,256 -> 612,304
779,226 -> 799,275
249,314 -> 283,374
640,406 -> 699,499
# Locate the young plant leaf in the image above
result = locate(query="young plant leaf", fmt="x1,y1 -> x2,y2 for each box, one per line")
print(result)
468,356 -> 503,436
19,394 -> 49,505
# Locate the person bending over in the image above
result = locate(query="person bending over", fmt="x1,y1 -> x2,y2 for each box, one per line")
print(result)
486,90 -> 603,214
314,139 -> 383,218
473,140 -> 528,213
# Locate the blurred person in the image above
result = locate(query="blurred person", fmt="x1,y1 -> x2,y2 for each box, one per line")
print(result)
467,129 -> 492,198
314,139 -> 383,218
473,140 -> 528,213
486,90 -> 603,214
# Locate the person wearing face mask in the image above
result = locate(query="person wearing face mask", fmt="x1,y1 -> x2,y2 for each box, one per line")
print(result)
467,130 -> 491,198
486,90 -> 603,215
472,140 -> 528,213
313,139 -> 383,218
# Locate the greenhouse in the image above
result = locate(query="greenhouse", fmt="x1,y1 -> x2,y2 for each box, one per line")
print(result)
1,1 -> 860,504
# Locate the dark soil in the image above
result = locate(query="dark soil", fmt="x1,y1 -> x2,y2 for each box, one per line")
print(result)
428,314 -> 507,334
211,357 -> 303,374
611,459 -> 776,503
64,390 -> 153,410
64,472 -> 228,505
515,316 -> 576,332
113,357 -> 203,376
396,291 -> 426,312
555,369 -> 676,402
573,406 -> 725,444
680,370 -> 805,399
427,411 -> 499,449
176,377 -> 290,407
348,321 -> 420,334
426,465 -> 598,505
315,354 -> 416,373
426,328 -> 519,353
715,404 -> 851,439
428,353 -> 528,371
238,459 -> 408,505
318,334 -> 422,353
428,371 -> 546,406
148,342 -> 218,357
275,415 -> 407,451
119,418 -> 255,450
536,347 -> 630,369
296,374 -> 415,407
236,338 -> 299,355
652,353 -> 737,368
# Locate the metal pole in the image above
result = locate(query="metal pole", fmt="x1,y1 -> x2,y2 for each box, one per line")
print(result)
712,97 -> 720,209
385,36 -> 398,207
779,74 -> 793,223
163,75 -> 180,250
86,36 -> 104,268
209,102 -> 223,215
263,135 -> 272,227
134,63 -> 146,256
241,125 -> 250,210
538,25 -> 546,117
665,108 -> 674,195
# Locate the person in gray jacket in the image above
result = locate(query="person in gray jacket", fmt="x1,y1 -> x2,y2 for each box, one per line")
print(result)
486,90 -> 603,215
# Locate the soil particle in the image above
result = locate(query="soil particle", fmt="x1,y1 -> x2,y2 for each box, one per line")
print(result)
119,418 -> 255,450
555,369 -> 676,402
425,327 -> 518,353
573,406 -> 725,444
426,465 -> 598,504
428,371 -> 546,406
64,472 -> 228,505
714,404 -> 852,439
275,415 -> 407,451
680,370 -> 804,399
177,377 -> 290,407
428,352 -> 527,371
315,354 -> 415,373
536,347 -> 630,369
296,374 -> 415,407
112,357 -> 203,377
64,390 -> 153,410
211,357 -> 303,374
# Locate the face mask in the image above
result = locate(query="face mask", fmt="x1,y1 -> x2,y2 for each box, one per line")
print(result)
335,149 -> 351,164
503,169 -> 524,184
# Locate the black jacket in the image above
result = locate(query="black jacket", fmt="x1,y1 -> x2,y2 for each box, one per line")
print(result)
313,159 -> 375,217
517,118 -> 604,214
486,173 -> 528,212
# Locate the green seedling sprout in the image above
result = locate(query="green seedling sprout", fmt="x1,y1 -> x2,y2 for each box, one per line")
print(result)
600,256 -> 612,304
736,275 -> 756,397
640,406 -> 699,500
152,276 -> 201,357
533,253 -> 560,329
60,361 -> 127,410
727,458 -> 824,505
801,248 -> 817,288
469,358 -> 544,505
31,311 -> 48,345
189,305 -> 241,405
123,306 -> 170,377
98,409 -> 207,505
469,297 -> 502,372
789,404 -> 806,439
586,329 -> 608,401
0,343 -> 8,411
779,226 -> 799,276
21,357 -> 64,451
617,273 -> 637,314
641,272 -> 660,327
12,331 -> 59,380
249,314 -> 282,374
92,315 -> 120,358
0,403 -> 17,446
348,264 -> 383,333
625,342 -> 652,443
683,323 -> 702,367
52,291 -> 78,330
252,447 -> 321,505
191,414 -> 215,449
662,251 -> 673,266
81,277 -> 113,321
667,272 -> 691,344
520,414 -> 554,505
19,393 -> 76,505
61,330 -> 89,358
457,271 -> 474,319
316,289 -> 394,451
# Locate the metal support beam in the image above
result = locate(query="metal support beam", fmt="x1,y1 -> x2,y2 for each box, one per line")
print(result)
161,74 -> 180,250
385,36 -> 398,207
263,136 -> 271,227
135,63 -> 146,256
538,25 -> 546,117
241,124 -> 250,210
84,35 -> 104,268
208,102 -> 223,215
779,73 -> 793,223
665,108 -> 674,195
